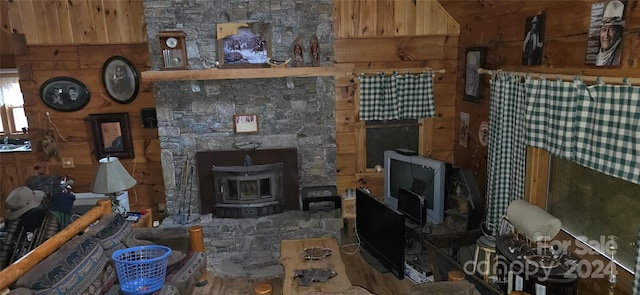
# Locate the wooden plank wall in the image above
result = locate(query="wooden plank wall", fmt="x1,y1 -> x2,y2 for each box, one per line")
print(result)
10,43 -> 164,217
333,0 -> 460,198
439,0 -> 640,294
445,0 -> 640,199
1,0 -> 161,219
0,0 -> 147,45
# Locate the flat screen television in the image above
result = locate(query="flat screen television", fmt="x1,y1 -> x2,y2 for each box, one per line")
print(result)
355,188 -> 405,280
383,150 -> 446,225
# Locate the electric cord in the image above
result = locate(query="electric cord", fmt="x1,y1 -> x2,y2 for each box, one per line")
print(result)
341,216 -> 361,255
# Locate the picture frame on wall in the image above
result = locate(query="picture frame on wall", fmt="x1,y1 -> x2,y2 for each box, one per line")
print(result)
233,114 -> 259,134
102,56 -> 140,104
522,13 -> 546,66
464,47 -> 485,102
89,113 -> 135,160
39,77 -> 91,112
216,22 -> 272,69
585,0 -> 626,66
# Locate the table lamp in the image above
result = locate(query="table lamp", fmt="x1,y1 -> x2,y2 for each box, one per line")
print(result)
506,199 -> 562,242
90,156 -> 136,215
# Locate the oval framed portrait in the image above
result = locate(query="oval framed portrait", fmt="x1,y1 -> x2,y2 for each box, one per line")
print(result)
101,56 -> 139,104
39,77 -> 91,112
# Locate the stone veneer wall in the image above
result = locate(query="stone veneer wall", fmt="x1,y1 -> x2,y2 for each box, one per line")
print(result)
143,0 -> 336,215
199,211 -> 343,278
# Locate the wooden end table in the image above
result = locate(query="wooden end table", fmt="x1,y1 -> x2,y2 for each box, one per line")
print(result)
280,237 -> 352,295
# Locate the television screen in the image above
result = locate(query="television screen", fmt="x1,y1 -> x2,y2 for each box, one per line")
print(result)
355,188 -> 405,280
384,150 -> 446,224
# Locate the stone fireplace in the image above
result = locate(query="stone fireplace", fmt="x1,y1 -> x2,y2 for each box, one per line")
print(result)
212,161 -> 284,218
145,0 -> 338,278
145,0 -> 336,217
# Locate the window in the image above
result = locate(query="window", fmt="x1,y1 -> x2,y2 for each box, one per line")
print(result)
0,70 -> 28,135
547,155 -> 640,272
365,119 -> 419,169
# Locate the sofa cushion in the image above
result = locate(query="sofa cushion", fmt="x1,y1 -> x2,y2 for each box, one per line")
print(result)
14,235 -> 116,295
164,251 -> 207,295
87,213 -> 134,252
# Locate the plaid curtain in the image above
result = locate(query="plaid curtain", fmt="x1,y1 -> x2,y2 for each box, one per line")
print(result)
394,72 -> 436,119
359,72 -> 436,120
524,78 -> 579,160
574,83 -> 640,184
486,73 -> 527,232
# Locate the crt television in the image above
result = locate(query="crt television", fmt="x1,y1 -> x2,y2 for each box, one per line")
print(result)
355,188 -> 405,280
384,150 -> 446,224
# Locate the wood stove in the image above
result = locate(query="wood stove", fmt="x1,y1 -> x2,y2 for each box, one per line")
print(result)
212,162 -> 284,218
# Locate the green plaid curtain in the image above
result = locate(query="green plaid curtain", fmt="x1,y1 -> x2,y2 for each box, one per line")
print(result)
574,83 -> 640,184
486,73 -> 527,232
394,72 -> 436,119
524,78 -> 579,160
359,72 -> 436,120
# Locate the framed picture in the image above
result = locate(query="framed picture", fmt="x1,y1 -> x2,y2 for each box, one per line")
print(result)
464,47 -> 485,102
39,77 -> 90,112
102,56 -> 139,104
217,22 -> 272,68
522,14 -> 546,66
89,113 -> 135,160
140,108 -> 158,128
585,0 -> 626,66
233,114 -> 259,134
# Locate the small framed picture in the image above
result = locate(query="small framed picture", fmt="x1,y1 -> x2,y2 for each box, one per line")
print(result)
89,113 -> 135,160
101,56 -> 139,104
522,14 -> 546,66
464,47 -> 485,102
39,77 -> 91,112
233,114 -> 259,134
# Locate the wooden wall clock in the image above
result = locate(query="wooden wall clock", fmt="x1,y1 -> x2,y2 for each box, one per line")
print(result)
159,31 -> 188,70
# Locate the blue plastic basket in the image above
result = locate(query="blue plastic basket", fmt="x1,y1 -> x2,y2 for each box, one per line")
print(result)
112,245 -> 172,295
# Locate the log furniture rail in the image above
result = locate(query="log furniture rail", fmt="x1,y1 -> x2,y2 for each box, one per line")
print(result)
0,199 -> 207,292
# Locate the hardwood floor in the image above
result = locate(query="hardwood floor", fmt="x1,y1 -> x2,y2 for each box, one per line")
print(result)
191,243 -> 415,295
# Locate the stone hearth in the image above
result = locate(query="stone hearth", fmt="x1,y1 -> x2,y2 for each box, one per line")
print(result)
160,210 -> 343,279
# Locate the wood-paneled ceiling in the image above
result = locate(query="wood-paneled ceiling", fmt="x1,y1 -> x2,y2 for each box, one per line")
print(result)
0,0 -> 591,68
436,0 -> 586,23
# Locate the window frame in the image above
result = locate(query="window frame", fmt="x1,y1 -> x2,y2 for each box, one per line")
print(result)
355,118 -> 433,173
0,70 -> 26,136
526,146 -> 635,285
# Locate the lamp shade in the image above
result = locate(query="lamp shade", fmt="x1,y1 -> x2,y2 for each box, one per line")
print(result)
506,199 -> 561,241
90,156 -> 137,194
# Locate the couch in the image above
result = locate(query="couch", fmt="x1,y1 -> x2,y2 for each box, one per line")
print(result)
0,200 -> 207,295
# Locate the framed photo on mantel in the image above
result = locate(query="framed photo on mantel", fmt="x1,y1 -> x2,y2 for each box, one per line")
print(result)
217,22 -> 272,69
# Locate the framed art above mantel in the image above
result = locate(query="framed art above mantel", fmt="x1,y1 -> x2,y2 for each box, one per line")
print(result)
216,22 -> 272,69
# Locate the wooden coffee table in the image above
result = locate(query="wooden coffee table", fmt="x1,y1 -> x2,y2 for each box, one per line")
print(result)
280,237 -> 352,295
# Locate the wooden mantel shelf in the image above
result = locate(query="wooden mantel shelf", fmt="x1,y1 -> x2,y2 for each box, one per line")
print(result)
141,66 -> 336,82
